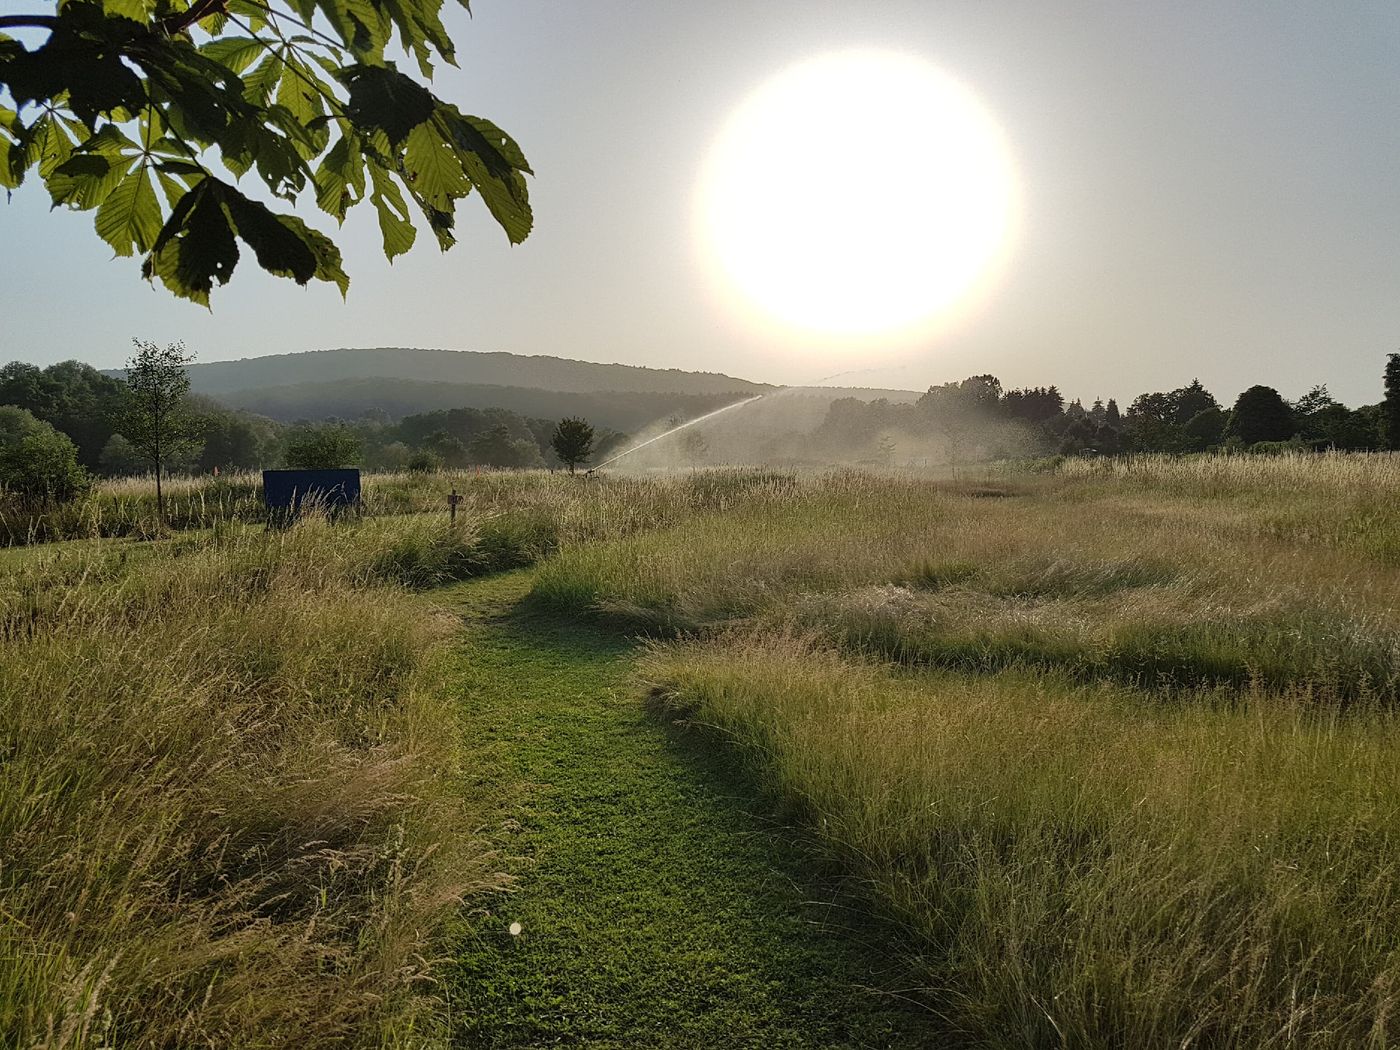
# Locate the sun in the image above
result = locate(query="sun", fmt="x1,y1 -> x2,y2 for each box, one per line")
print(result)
697,50 -> 1018,342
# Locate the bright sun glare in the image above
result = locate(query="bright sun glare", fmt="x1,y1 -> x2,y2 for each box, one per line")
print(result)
698,51 -> 1019,342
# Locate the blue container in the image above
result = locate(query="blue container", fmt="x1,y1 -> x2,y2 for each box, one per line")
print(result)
262,469 -> 361,518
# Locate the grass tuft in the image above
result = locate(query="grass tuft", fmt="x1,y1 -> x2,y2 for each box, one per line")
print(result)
0,518 -> 502,1047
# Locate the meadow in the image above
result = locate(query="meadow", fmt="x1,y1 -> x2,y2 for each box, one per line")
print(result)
0,469 -> 805,1047
535,454 -> 1400,1047
4,454 -> 1400,1047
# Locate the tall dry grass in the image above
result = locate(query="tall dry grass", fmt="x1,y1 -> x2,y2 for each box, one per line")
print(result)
0,466 -> 805,547
0,518 -> 500,1048
1053,452 -> 1400,562
0,467 -> 816,1046
531,457 -> 1400,1045
533,467 -> 1400,701
643,635 -> 1400,1047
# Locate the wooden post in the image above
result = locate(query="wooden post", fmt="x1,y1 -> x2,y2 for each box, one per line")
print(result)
448,488 -> 462,524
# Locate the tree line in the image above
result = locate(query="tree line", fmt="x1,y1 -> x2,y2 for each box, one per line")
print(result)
0,349 -> 625,502
8,345 -> 1400,502
815,356 -> 1400,464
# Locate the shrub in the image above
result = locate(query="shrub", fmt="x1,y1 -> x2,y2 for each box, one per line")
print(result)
407,449 -> 442,473
0,405 -> 89,502
284,423 -> 362,469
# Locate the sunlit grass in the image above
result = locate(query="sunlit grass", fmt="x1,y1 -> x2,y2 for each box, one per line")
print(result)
0,467 -> 829,1046
643,633 -> 1400,1047
533,467 -> 1400,701
12,457 -> 1400,1044
527,456 -> 1400,1044
0,517 -> 501,1047
0,465 -> 810,547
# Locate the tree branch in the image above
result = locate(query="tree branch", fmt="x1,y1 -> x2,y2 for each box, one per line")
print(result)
0,3 -> 220,35
159,0 -> 226,36
0,15 -> 59,30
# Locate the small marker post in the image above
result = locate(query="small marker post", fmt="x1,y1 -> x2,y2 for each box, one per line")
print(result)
448,488 -> 462,524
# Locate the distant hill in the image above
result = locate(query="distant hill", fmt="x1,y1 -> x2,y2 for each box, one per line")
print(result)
220,377 -> 763,431
181,347 -> 771,398
166,348 -> 920,428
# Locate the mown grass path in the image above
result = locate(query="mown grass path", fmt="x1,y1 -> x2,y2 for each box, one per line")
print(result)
438,572 -> 935,1049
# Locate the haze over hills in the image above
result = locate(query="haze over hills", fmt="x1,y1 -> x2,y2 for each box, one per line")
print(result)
158,348 -> 923,428
220,377 -> 756,431
182,348 -> 772,398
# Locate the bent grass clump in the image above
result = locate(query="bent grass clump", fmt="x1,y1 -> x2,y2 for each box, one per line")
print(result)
0,518 -> 502,1048
641,634 -> 1400,1047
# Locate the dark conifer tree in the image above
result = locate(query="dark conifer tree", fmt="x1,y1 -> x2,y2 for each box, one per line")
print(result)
1382,354 -> 1400,450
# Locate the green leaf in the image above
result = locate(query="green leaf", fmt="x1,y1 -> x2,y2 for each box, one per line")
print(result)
241,54 -> 283,107
0,108 -> 20,189
275,56 -> 322,127
416,199 -> 455,250
0,144 -> 25,191
368,164 -> 414,259
197,10 -> 229,35
225,0 -> 269,31
132,34 -> 254,148
3,0 -> 533,293
76,123 -> 139,157
47,152 -> 133,210
275,214 -> 349,296
272,57 -> 330,157
313,0 -> 390,60
222,185 -> 318,283
339,62 -> 434,144
142,176 -> 347,302
3,5 -> 147,124
375,0 -> 455,76
460,153 -> 532,244
153,162 -> 201,208
315,133 -> 364,221
199,35 -> 268,75
456,113 -> 532,175
249,120 -> 311,197
95,162 -> 161,256
100,0 -> 153,21
25,116 -> 76,179
438,108 -> 532,242
402,119 -> 469,211
143,179 -> 239,305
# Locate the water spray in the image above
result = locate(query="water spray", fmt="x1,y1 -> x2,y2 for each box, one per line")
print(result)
589,394 -> 767,471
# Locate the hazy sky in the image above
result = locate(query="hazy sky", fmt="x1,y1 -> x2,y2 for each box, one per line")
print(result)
5,1 -> 1400,407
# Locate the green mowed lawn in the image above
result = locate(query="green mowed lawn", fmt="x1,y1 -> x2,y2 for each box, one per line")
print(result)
440,573 -> 938,1048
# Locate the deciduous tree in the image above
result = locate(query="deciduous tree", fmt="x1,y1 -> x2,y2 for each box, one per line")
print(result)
1224,385 -> 1295,446
1182,407 -> 1226,451
120,339 -> 201,521
549,416 -> 594,473
470,422 -> 539,468
0,0 -> 532,304
283,422 -> 360,468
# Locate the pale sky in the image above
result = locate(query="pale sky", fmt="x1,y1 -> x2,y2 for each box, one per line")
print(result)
4,1 -> 1400,407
